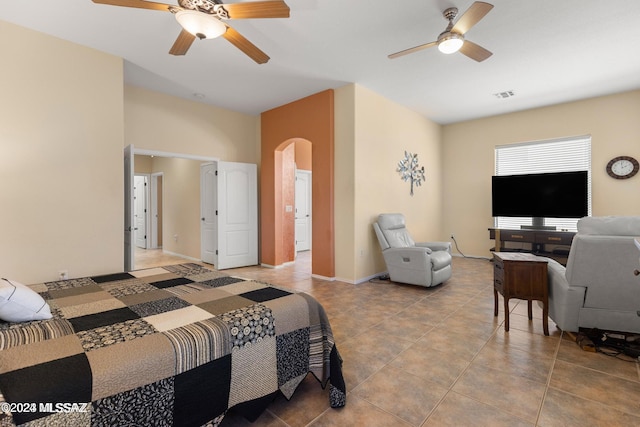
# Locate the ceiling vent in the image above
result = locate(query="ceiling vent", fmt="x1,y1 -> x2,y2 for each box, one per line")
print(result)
494,90 -> 515,99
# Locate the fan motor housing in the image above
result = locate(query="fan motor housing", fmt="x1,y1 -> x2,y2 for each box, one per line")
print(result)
443,7 -> 458,21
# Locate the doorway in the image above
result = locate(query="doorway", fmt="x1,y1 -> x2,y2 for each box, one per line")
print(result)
278,139 -> 312,267
124,146 -> 217,271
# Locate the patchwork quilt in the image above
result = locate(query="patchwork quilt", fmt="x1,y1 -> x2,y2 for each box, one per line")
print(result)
0,264 -> 345,426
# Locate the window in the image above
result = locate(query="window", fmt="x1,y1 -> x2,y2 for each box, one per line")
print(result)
494,135 -> 592,231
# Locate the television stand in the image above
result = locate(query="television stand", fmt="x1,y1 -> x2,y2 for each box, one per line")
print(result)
520,217 -> 557,231
521,225 -> 557,231
488,228 -> 576,266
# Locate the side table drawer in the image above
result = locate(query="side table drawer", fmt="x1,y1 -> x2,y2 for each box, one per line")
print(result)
493,262 -> 504,280
493,258 -> 504,292
494,277 -> 504,293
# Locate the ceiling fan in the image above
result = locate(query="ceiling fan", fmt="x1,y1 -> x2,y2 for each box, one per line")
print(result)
388,1 -> 493,62
92,0 -> 290,64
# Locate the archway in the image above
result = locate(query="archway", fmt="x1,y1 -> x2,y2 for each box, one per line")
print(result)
275,138 -> 312,264
260,90 -> 334,278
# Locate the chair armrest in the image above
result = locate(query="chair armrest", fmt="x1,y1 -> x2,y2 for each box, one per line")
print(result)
539,256 -> 586,332
382,247 -> 434,286
411,243 -> 432,253
416,241 -> 451,254
382,247 -> 432,268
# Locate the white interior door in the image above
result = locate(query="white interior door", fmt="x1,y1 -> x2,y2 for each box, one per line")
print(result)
200,163 -> 218,266
217,161 -> 258,269
295,170 -> 312,252
124,145 -> 134,272
134,175 -> 148,249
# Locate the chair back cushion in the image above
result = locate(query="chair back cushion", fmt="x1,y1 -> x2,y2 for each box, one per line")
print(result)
377,214 -> 415,248
577,216 -> 640,236
566,216 -> 640,311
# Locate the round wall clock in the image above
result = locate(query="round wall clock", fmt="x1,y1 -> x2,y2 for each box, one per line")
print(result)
606,156 -> 639,179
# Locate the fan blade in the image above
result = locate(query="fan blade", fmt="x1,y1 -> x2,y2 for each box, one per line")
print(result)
222,26 -> 270,64
388,41 -> 437,59
459,40 -> 492,62
169,29 -> 196,55
222,1 -> 290,19
92,0 -> 173,12
451,1 -> 493,35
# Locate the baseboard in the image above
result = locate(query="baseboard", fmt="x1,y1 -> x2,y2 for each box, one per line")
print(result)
162,250 -> 200,263
260,263 -> 277,269
312,274 -> 336,281
260,261 -> 296,269
451,253 -> 491,260
336,272 -> 387,285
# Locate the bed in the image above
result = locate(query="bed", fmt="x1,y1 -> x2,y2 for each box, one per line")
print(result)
0,263 -> 345,426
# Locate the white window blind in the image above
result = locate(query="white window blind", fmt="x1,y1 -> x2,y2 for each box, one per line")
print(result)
494,135 -> 592,231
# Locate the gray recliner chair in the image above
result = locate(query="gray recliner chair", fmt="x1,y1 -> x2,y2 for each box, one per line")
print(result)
373,213 -> 452,287
544,216 -> 640,333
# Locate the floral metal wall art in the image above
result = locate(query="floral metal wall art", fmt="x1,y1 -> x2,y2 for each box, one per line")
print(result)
396,151 -> 425,196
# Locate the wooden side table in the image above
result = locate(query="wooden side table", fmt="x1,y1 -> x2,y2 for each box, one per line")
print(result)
493,252 -> 549,336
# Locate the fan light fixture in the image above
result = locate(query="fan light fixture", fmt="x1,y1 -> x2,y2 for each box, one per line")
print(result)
437,32 -> 464,54
175,10 -> 226,40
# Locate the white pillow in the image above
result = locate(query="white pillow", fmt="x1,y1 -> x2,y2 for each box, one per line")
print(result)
0,278 -> 52,322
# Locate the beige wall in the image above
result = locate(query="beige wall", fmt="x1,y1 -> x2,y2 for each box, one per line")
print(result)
124,86 -> 260,164
334,85 -> 357,281
134,155 -> 203,260
0,21 -> 260,283
335,84 -> 443,282
150,157 -> 203,259
442,90 -> 640,258
134,155 -> 152,173
0,21 -> 124,283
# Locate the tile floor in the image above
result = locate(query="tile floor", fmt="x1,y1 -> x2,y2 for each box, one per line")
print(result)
135,248 -> 640,426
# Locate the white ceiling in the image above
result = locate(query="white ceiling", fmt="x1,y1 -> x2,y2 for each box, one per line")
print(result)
2,0 -> 640,124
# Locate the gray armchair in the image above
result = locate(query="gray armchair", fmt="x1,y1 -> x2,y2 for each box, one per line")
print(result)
373,213 -> 452,287
544,216 -> 640,333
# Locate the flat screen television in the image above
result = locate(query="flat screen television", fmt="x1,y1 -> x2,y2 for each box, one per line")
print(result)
492,171 -> 588,229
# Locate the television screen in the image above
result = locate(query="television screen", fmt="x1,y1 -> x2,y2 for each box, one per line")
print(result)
492,171 -> 588,219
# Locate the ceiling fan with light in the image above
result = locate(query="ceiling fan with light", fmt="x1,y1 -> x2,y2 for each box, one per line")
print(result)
388,1 -> 493,62
92,0 -> 290,64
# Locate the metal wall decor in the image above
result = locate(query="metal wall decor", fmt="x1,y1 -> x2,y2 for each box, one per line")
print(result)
397,151 -> 426,196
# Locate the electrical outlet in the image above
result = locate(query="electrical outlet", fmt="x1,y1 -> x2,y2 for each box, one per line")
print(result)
59,270 -> 68,280
450,233 -> 455,240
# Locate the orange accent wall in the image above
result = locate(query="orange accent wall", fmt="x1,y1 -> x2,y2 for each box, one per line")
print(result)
295,139 -> 312,170
281,143 -> 296,262
260,90 -> 335,277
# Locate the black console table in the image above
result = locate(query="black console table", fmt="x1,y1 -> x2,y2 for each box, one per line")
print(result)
488,228 -> 576,265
